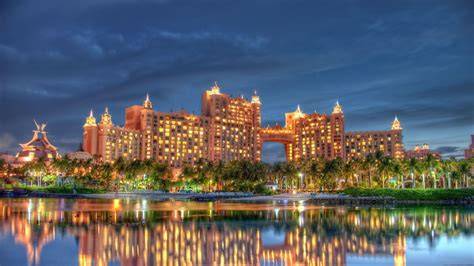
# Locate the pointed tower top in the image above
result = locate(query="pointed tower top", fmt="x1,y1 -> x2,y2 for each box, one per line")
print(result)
100,106 -> 113,126
208,81 -> 221,95
296,105 -> 302,113
289,104 -> 305,119
391,116 -> 402,130
33,119 -> 47,132
332,100 -> 343,114
143,93 -> 153,109
251,89 -> 261,104
84,109 -> 97,127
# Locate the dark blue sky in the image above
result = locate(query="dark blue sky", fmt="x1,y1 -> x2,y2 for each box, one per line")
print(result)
0,0 -> 473,161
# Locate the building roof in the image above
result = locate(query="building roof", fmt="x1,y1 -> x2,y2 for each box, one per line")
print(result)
16,121 -> 60,163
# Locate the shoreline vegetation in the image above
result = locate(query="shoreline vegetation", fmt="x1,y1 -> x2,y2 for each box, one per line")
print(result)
1,152 -> 472,205
1,188 -> 473,205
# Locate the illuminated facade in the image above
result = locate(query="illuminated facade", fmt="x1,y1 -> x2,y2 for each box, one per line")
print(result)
201,84 -> 262,162
262,101 -> 402,161
15,121 -> 60,164
83,83 -> 261,166
405,144 -> 441,160
261,103 -> 344,160
83,83 -> 404,165
344,117 -> 404,160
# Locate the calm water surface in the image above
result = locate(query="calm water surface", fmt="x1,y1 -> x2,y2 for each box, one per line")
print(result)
0,198 -> 472,266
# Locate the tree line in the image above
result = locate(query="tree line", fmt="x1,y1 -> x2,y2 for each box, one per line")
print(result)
0,152 -> 472,192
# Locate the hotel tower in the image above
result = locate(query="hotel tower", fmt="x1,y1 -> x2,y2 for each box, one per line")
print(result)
83,83 -> 404,166
83,83 -> 261,167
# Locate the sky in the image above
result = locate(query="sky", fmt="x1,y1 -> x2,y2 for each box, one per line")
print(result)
0,0 -> 473,162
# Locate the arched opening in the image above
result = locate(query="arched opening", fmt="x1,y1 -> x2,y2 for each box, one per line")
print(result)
262,142 -> 287,163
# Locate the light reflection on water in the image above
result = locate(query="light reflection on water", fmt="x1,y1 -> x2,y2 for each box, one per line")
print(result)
0,198 -> 472,266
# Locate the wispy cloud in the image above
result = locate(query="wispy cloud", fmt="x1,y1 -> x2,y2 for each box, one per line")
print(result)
0,133 -> 16,152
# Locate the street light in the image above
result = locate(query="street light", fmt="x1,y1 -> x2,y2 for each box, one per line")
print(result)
298,172 -> 304,191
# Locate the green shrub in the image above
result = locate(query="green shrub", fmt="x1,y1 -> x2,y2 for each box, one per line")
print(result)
20,185 -> 105,194
254,183 -> 276,195
343,188 -> 474,200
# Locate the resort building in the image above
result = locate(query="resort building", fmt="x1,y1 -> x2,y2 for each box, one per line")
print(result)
15,121 -> 60,164
405,144 -> 441,160
344,116 -> 404,160
83,83 -> 404,166
261,103 -> 344,160
83,83 -> 261,166
465,135 -> 474,159
201,84 -> 262,162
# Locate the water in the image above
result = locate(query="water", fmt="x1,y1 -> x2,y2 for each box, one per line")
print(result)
0,198 -> 472,266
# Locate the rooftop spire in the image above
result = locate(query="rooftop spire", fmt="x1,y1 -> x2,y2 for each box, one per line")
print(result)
332,100 -> 343,114
391,116 -> 402,130
251,89 -> 261,104
289,104 -> 305,119
143,93 -> 153,109
84,109 -> 97,127
296,104 -> 302,113
100,106 -> 113,126
208,81 -> 221,95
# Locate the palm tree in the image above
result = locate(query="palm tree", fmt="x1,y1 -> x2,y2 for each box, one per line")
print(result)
418,159 -> 428,189
92,162 -> 113,189
22,159 -> 47,186
193,159 -> 212,192
341,160 -> 358,188
363,154 -> 377,188
272,162 -> 286,190
320,159 -> 342,191
112,157 -> 129,191
458,160 -> 471,188
425,154 -> 440,189
212,160 -> 225,190
303,158 -> 324,191
440,158 -> 456,189
181,164 -> 198,190
282,161 -> 298,191
350,158 -> 363,187
392,159 -> 404,189
377,156 -> 393,188
151,162 -> 171,191
363,152 -> 383,188
407,158 -> 420,188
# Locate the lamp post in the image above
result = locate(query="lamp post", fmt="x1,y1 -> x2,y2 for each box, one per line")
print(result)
298,172 -> 304,191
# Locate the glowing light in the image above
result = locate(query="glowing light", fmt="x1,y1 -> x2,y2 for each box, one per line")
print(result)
297,200 -> 305,213
274,208 -> 280,218
113,199 -> 121,210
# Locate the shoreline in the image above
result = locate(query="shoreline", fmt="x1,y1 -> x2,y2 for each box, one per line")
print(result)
1,190 -> 473,206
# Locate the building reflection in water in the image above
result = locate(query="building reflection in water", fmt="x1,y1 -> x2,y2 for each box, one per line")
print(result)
0,199 -> 472,266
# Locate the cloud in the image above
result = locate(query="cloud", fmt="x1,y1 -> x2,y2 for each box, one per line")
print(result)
153,30 -> 269,50
0,0 -> 471,155
0,133 -> 16,152
434,146 -> 460,154
434,146 -> 465,159
0,44 -> 26,64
